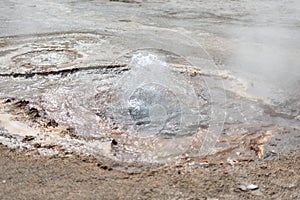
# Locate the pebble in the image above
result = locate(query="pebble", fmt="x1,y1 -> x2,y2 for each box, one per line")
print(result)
238,185 -> 247,191
2,180 -> 6,184
247,184 -> 259,190
238,184 -> 259,191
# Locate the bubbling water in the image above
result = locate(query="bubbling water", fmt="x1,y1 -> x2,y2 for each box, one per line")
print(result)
107,49 -> 210,139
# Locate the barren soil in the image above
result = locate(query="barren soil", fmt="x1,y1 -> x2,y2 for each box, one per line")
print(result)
1,144 -> 299,200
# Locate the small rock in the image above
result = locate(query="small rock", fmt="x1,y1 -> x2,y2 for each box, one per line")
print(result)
33,143 -> 41,148
238,184 -> 259,191
247,184 -> 259,190
21,135 -> 35,142
4,98 -> 14,103
2,180 -> 6,184
111,139 -> 118,146
47,119 -> 58,127
288,183 -> 297,188
238,185 -> 247,191
28,107 -> 40,118
100,165 -> 108,170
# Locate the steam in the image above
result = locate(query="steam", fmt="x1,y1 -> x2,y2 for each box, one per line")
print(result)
228,1 -> 300,100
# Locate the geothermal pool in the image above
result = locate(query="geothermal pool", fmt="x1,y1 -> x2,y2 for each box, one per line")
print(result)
0,0 -> 299,172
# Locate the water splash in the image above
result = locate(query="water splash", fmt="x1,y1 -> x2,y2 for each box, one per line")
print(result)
109,50 -> 209,139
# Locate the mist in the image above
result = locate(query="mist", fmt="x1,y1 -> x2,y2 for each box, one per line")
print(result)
228,0 -> 300,100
